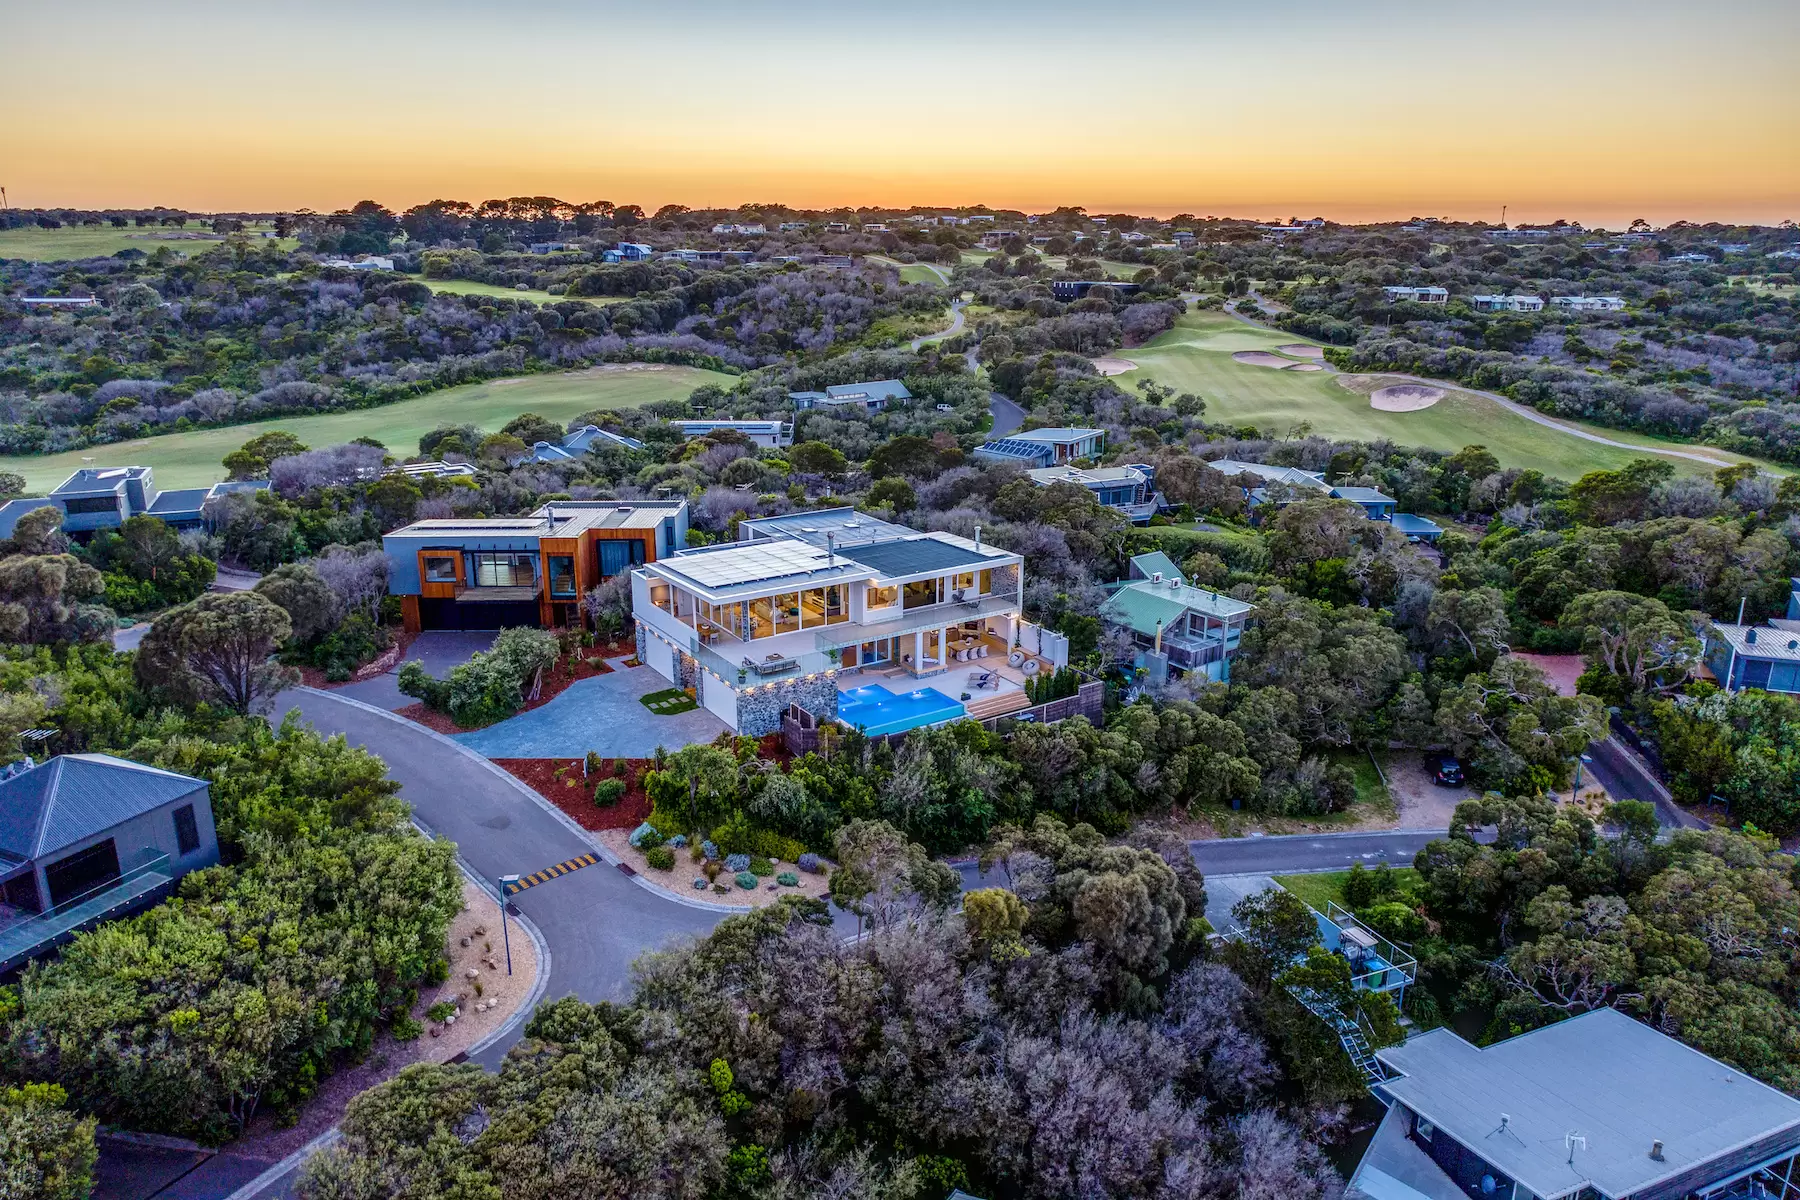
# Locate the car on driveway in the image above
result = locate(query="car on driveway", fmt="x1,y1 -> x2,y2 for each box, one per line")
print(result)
1432,758 -> 1465,787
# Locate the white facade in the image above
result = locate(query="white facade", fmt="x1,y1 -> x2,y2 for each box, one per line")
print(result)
1551,295 -> 1626,311
632,513 -> 1028,734
1383,285 -> 1448,304
1469,294 -> 1545,312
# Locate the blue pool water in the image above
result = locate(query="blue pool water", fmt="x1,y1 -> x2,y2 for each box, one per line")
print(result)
836,684 -> 966,737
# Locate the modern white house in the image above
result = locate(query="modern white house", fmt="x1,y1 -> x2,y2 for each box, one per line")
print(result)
1470,294 -> 1546,313
1551,295 -> 1627,312
1025,463 -> 1163,523
973,427 -> 1106,468
1383,286 -> 1449,304
633,509 -> 1065,736
667,419 -> 794,449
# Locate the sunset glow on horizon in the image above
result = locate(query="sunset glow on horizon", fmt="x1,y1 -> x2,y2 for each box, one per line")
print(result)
7,0 -> 1799,227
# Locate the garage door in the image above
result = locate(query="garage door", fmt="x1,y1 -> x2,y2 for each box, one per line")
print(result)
646,634 -> 675,683
700,672 -> 738,728
419,598 -> 542,631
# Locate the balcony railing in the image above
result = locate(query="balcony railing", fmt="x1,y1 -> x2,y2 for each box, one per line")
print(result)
1324,900 -> 1418,994
0,853 -> 174,972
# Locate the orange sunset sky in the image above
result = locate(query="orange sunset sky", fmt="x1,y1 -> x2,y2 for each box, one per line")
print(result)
6,0 -> 1799,227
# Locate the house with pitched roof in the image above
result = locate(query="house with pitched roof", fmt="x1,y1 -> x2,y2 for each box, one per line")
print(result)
528,424 -> 644,463
669,419 -> 793,448
1026,463 -> 1163,523
1099,553 -> 1253,682
0,754 -> 217,972
633,508 -> 1060,735
788,379 -> 912,413
1702,577 -> 1800,696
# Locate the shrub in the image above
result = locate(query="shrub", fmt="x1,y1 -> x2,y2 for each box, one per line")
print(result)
725,853 -> 751,873
645,845 -> 676,871
713,883 -> 730,894
701,839 -> 720,861
776,872 -> 799,887
747,829 -> 807,862
704,861 -> 722,881
391,1015 -> 424,1041
325,664 -> 351,683
734,871 -> 757,890
585,656 -> 605,670
693,877 -> 707,889
712,811 -> 756,855
748,857 -> 774,877
593,779 -> 627,807
666,834 -> 688,848
614,758 -> 628,777
426,1001 -> 457,1023
585,750 -> 603,776
627,822 -> 662,849
797,852 -> 822,874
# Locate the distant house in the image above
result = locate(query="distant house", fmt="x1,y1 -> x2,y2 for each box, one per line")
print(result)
17,296 -> 101,309
972,427 -> 1106,468
825,221 -> 851,233
1551,295 -> 1627,312
1702,578 -> 1800,696
777,222 -> 808,232
528,424 -> 645,463
663,248 -> 753,265
607,242 -> 655,262
1100,554 -> 1254,682
0,466 -> 268,542
1171,230 -> 1196,244
710,223 -> 766,236
0,754 -> 219,973
319,256 -> 394,270
862,223 -> 889,233
1486,226 -> 1576,240
1026,464 -> 1162,523
1382,285 -> 1449,304
1206,460 -> 1441,540
1470,294 -> 1545,313
1049,280 -> 1142,302
1350,1007 -> 1800,1200
527,241 -> 571,254
391,460 -> 478,480
1666,252 -> 1714,264
788,379 -> 911,413
668,419 -> 793,449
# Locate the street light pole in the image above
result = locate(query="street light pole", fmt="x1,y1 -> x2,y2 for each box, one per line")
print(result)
497,875 -> 518,975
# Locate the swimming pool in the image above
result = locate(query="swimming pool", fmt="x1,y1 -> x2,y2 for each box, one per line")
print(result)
835,684 -> 966,737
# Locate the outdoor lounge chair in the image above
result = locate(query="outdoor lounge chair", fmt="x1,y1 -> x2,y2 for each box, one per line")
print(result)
968,670 -> 998,690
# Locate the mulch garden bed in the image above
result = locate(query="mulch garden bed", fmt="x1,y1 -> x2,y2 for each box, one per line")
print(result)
497,757 -> 652,830
394,649 -> 614,735
294,628 -> 421,690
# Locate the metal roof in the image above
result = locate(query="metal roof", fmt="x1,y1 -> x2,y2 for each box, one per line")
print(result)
740,508 -> 912,548
836,537 -> 1002,578
1099,579 -> 1253,637
1709,622 -> 1800,663
1207,459 -> 1330,488
973,439 -> 1054,462
147,487 -> 213,514
1376,1009 -> 1800,1200
0,754 -> 208,863
1128,551 -> 1186,583
1331,486 -> 1395,504
1390,513 -> 1445,537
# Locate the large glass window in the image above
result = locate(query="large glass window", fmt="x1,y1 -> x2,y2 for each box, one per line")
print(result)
423,556 -> 457,583
548,555 -> 575,597
903,578 -> 939,611
824,584 -> 848,625
473,552 -> 535,587
173,804 -> 200,856
596,538 -> 646,577
748,595 -> 774,639
866,583 -> 898,611
979,569 -> 993,595
61,496 -> 120,516
773,592 -> 800,635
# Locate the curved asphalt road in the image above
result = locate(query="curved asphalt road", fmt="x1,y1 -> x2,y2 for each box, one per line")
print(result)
910,297 -> 966,351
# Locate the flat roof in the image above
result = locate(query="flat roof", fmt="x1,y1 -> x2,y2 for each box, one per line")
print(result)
653,539 -> 858,596
1028,465 -> 1145,487
836,537 -> 1005,578
1010,427 -> 1104,444
740,508 -> 912,548
1390,513 -> 1445,536
1332,486 -> 1396,503
1377,1009 -> 1800,1200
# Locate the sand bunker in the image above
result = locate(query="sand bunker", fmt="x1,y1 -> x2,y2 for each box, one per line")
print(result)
1278,344 -> 1325,359
1370,384 -> 1446,412
1289,362 -> 1323,372
1233,351 -> 1310,369
1089,357 -> 1136,376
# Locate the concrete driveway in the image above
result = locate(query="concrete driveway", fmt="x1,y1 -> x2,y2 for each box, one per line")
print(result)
452,660 -> 728,759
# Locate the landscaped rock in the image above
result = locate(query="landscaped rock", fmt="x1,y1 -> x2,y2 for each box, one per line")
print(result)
465,968 -> 479,979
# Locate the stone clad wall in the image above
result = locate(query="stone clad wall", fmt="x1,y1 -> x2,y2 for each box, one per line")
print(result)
736,673 -> 839,737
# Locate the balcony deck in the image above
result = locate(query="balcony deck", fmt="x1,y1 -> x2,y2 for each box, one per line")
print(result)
0,855 -> 175,973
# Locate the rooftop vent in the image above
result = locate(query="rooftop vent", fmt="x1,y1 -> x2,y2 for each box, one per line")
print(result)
1747,628 -> 1758,644
1650,1141 -> 1665,1162
1151,572 -> 1163,584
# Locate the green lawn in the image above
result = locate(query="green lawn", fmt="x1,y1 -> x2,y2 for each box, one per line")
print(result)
1273,868 -> 1420,912
1118,310 -> 1752,479
414,276 -> 626,306
0,364 -> 732,492
868,256 -> 949,286
0,224 -> 295,262
640,687 -> 699,715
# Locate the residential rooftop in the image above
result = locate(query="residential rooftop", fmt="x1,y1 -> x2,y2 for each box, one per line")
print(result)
0,754 -> 207,864
1376,1008 -> 1800,1200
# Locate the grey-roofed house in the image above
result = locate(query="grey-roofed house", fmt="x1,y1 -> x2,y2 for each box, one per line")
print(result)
528,424 -> 644,463
1026,463 -> 1163,523
973,427 -> 1106,468
0,466 -> 268,542
788,379 -> 912,412
1352,1007 -> 1800,1200
668,419 -> 793,449
0,754 -> 218,972
633,507 -> 1060,736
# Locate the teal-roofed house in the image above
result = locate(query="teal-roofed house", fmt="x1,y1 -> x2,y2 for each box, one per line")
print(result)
1100,554 -> 1253,682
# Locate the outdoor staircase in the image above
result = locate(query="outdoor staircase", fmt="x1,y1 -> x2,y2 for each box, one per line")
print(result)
964,691 -> 1033,721
1288,985 -> 1389,1086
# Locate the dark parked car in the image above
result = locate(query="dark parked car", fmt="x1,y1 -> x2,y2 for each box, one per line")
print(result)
1433,758 -> 1465,788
